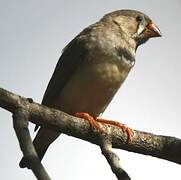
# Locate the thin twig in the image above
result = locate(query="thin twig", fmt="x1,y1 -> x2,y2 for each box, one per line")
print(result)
12,108 -> 51,180
99,135 -> 131,180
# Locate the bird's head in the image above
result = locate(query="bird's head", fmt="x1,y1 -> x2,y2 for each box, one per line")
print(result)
101,10 -> 161,48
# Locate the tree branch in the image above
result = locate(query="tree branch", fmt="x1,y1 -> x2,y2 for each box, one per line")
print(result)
0,87 -> 181,179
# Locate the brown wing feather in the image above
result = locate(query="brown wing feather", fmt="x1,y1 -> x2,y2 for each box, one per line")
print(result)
42,37 -> 87,106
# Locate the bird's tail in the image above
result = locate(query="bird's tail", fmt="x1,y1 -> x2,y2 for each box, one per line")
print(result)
19,127 -> 60,168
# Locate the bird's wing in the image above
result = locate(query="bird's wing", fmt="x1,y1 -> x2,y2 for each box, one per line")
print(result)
42,37 -> 87,106
34,35 -> 88,131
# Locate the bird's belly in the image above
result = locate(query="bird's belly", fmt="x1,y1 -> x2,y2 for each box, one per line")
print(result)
55,61 -> 130,117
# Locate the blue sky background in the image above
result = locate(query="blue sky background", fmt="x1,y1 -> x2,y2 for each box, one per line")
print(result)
0,1 -> 181,179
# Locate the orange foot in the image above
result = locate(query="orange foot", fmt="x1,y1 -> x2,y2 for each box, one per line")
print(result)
75,112 -> 134,141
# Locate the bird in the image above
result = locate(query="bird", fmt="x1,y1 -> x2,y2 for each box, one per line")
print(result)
20,9 -> 161,168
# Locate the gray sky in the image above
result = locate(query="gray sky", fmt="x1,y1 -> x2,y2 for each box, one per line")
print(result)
0,0 -> 181,180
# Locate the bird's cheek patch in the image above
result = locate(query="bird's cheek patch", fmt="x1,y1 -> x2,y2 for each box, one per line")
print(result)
136,24 -> 145,36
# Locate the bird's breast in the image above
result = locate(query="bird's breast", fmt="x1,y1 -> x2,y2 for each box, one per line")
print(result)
55,57 -> 133,117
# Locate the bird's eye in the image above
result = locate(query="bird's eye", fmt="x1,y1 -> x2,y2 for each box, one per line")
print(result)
136,15 -> 143,22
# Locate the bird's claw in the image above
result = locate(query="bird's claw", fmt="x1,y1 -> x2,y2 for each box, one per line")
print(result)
75,112 -> 134,141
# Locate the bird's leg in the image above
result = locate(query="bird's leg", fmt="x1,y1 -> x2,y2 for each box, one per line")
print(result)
75,112 -> 134,141
75,112 -> 102,130
96,117 -> 134,141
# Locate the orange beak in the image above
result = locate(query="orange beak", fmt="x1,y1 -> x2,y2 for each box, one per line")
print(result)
143,22 -> 162,38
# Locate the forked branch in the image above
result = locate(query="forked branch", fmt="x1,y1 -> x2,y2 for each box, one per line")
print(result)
0,87 -> 181,179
